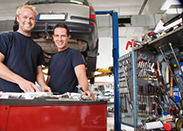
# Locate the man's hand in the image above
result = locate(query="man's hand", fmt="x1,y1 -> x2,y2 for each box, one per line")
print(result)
82,90 -> 95,100
18,79 -> 41,92
41,85 -> 52,92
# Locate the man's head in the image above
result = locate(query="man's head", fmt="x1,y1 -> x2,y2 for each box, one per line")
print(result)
53,23 -> 70,36
16,5 -> 38,36
52,23 -> 71,52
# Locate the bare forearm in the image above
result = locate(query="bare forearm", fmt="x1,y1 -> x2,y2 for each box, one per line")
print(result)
36,72 -> 46,86
45,75 -> 50,85
36,66 -> 52,92
0,62 -> 24,84
75,64 -> 89,91
78,74 -> 89,91
0,62 -> 40,92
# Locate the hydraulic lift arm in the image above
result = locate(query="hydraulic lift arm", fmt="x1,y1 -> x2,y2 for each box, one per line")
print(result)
87,67 -> 113,79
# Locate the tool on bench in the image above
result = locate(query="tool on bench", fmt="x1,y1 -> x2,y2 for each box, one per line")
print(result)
76,85 -> 85,93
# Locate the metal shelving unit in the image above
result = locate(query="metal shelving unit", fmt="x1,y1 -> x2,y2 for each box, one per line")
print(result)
119,25 -> 183,130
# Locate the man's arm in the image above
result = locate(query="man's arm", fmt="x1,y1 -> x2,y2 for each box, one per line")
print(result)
45,75 -> 50,85
74,64 -> 95,100
0,52 -> 40,92
36,65 -> 52,92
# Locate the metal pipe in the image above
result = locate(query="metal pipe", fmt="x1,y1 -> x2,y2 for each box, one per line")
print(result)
169,43 -> 183,76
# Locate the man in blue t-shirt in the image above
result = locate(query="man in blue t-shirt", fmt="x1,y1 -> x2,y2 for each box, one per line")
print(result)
0,5 -> 51,92
46,23 -> 95,100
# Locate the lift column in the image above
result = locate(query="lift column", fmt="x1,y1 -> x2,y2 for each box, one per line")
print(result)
95,11 -> 121,131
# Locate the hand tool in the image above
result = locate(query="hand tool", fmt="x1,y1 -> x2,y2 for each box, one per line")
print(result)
147,83 -> 154,94
159,46 -> 183,108
170,73 -> 174,96
146,95 -> 150,116
157,60 -> 165,85
165,57 -> 170,84
169,43 -> 183,76
156,61 -> 169,103
157,86 -> 165,103
154,96 -> 164,113
178,62 -> 183,76
76,85 -> 85,92
139,84 -> 143,94
152,101 -> 156,114
124,95 -> 128,112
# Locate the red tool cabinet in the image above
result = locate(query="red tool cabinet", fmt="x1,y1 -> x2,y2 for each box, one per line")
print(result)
0,98 -> 107,131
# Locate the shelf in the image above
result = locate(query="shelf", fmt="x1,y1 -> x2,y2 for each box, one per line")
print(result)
133,26 -> 183,55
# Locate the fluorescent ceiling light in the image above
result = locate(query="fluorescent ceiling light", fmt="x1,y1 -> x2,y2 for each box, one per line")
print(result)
161,0 -> 174,10
165,8 -> 183,14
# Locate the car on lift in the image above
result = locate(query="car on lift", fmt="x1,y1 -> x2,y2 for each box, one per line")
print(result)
13,0 -> 99,84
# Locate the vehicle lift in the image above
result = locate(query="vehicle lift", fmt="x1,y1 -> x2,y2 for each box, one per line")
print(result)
95,11 -> 121,131
87,67 -> 113,79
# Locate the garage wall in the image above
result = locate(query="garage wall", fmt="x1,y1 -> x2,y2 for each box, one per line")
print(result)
95,36 -> 136,83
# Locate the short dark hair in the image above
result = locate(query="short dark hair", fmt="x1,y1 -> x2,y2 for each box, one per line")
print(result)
53,23 -> 70,36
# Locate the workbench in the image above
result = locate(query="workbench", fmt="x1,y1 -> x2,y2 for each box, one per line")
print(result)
0,95 -> 107,131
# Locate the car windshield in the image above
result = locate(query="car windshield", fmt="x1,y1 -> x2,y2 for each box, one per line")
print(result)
27,0 -> 86,5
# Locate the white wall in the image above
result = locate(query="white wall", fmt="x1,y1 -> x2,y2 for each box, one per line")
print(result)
95,36 -> 137,83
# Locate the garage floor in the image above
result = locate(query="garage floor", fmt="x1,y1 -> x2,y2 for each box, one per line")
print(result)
107,116 -> 134,131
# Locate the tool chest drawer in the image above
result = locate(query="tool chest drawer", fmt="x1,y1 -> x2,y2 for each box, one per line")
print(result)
0,98 -> 107,131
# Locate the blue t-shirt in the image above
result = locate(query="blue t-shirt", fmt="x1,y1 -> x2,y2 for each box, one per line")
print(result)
48,48 -> 85,94
0,32 -> 45,92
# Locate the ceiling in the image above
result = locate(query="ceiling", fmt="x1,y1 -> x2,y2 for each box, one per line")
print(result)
0,0 -> 183,37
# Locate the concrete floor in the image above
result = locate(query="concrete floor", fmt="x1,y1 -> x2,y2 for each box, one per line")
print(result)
107,117 -> 134,131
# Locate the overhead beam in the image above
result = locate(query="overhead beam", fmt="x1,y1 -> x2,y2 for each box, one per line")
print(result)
138,0 -> 148,15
